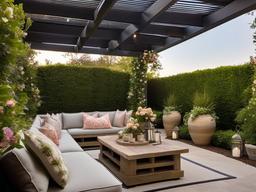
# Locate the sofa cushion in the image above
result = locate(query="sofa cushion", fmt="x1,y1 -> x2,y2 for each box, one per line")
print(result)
98,111 -> 116,125
58,130 -> 83,153
68,127 -> 124,136
0,148 -> 49,192
24,130 -> 69,188
83,114 -> 112,129
62,113 -> 83,129
39,122 -> 59,145
48,152 -> 122,192
113,110 -> 126,127
50,114 -> 63,138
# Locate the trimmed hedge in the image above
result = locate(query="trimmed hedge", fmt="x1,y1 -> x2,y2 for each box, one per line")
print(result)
37,65 -> 130,113
148,64 -> 253,129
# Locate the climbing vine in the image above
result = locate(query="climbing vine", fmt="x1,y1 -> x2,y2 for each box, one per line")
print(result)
128,50 -> 161,110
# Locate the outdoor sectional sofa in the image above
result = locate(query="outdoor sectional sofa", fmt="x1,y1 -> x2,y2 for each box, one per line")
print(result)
0,111 -> 127,192
34,111 -> 128,148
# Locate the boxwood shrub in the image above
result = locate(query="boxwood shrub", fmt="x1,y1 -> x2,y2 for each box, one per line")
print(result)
37,65 -> 130,113
212,130 -> 236,149
148,64 -> 253,130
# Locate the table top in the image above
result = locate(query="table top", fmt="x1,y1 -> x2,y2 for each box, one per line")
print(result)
98,135 -> 189,160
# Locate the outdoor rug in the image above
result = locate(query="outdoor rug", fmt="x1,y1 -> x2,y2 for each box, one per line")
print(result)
86,150 -> 236,192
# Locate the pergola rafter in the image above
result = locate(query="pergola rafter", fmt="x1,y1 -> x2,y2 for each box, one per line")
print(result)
14,0 -> 256,56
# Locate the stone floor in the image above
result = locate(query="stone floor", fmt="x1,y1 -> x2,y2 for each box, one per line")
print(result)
88,132 -> 256,192
160,139 -> 256,192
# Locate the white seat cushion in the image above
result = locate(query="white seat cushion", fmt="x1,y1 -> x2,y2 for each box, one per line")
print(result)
68,127 -> 124,136
48,152 -> 122,192
58,130 -> 83,153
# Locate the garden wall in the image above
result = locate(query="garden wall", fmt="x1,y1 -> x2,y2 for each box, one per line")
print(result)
37,65 -> 130,113
148,64 -> 253,129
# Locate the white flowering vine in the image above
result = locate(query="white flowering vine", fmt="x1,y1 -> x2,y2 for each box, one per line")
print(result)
128,50 -> 161,110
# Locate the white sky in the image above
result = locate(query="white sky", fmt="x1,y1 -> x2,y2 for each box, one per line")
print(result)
34,12 -> 255,77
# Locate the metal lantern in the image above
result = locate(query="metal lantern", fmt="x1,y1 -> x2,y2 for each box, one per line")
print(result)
231,133 -> 243,158
171,127 -> 179,140
154,130 -> 162,144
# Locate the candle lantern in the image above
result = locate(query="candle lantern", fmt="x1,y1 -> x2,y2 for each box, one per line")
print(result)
171,127 -> 179,140
154,130 -> 162,144
231,133 -> 243,158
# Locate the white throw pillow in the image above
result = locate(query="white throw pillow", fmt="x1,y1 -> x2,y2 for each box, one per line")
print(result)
113,110 -> 126,127
24,130 -> 69,188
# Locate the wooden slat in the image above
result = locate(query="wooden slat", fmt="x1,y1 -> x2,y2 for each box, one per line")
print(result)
76,0 -> 118,50
108,0 -> 179,51
156,0 -> 256,52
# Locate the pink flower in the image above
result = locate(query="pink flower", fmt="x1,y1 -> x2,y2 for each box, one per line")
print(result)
6,99 -> 16,108
3,127 -> 14,142
0,106 -> 4,114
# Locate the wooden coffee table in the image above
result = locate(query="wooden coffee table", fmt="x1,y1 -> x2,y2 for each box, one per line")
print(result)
98,135 -> 189,187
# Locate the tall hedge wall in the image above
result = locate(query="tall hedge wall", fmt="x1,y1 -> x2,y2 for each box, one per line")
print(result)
148,64 -> 253,129
37,65 -> 130,113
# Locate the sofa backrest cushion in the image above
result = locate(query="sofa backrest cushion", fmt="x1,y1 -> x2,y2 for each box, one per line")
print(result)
98,111 -> 116,125
24,130 -> 69,188
0,148 -> 49,192
62,113 -> 83,129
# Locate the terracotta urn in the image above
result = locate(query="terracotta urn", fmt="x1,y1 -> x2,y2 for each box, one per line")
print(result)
188,114 -> 216,145
162,111 -> 181,138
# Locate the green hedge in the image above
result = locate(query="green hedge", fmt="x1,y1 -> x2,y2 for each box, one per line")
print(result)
37,65 -> 130,113
212,130 -> 235,149
148,64 -> 253,129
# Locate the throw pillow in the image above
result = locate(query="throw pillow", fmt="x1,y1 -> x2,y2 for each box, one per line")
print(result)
0,148 -> 49,192
24,130 -> 69,188
39,114 -> 62,138
39,123 -> 59,145
124,110 -> 133,126
113,110 -> 126,127
83,114 -> 111,129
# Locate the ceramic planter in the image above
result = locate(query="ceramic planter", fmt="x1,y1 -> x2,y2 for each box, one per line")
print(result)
162,111 -> 181,138
245,144 -> 256,160
188,114 -> 216,145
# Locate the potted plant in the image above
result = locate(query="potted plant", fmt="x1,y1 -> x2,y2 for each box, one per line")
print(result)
236,60 -> 256,160
162,94 -> 181,138
185,92 -> 217,145
122,118 -> 144,142
135,106 -> 156,129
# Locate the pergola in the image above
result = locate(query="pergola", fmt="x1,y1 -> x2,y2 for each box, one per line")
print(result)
15,0 -> 256,56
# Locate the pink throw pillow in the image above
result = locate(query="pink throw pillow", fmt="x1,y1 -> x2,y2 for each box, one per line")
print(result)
83,114 -> 111,129
39,123 -> 59,145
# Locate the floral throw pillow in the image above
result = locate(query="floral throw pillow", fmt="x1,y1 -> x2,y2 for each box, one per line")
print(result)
83,114 -> 112,129
24,130 -> 69,188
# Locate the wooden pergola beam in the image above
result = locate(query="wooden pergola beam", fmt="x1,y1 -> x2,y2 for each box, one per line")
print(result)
30,42 -> 140,56
76,0 -> 118,51
108,0 -> 179,51
156,0 -> 256,52
16,0 -> 203,27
